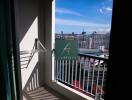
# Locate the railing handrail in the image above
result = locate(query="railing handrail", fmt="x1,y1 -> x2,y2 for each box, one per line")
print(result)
79,53 -> 108,61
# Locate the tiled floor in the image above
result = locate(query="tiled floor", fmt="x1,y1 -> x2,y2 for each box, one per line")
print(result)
23,86 -> 70,100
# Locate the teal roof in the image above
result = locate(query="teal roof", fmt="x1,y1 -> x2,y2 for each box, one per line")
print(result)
78,48 -> 101,54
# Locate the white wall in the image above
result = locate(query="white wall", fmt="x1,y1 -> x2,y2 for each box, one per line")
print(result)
14,0 -> 39,89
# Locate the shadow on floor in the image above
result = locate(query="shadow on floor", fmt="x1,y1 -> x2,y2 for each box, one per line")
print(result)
24,86 -> 70,100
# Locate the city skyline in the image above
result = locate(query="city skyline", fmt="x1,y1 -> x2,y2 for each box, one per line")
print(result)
55,0 -> 113,34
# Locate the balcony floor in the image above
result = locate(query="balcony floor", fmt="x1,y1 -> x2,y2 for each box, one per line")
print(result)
23,85 -> 70,100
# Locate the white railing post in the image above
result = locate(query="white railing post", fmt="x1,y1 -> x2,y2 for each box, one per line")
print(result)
79,57 -> 82,89
95,60 -> 101,100
68,60 -> 71,84
65,60 -> 68,83
62,60 -> 64,82
100,63 -> 106,99
75,60 -> 78,88
56,60 -> 58,80
91,58 -> 95,95
59,60 -> 62,81
71,60 -> 74,86
86,57 -> 90,93
82,57 -> 86,91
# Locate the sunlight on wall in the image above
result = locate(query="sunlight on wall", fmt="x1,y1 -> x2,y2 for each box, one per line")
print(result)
21,53 -> 38,89
19,17 -> 39,89
20,17 -> 38,51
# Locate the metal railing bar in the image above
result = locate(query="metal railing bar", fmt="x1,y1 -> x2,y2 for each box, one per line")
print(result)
59,60 -> 61,80
82,57 -> 86,90
86,58 -> 90,93
100,64 -> 106,97
91,58 -> 96,94
95,60 -> 101,99
56,60 -> 58,80
62,60 -> 64,81
79,53 -> 108,61
68,60 -> 71,84
75,60 -> 78,88
65,60 -> 68,82
79,57 -> 82,89
71,60 -> 74,86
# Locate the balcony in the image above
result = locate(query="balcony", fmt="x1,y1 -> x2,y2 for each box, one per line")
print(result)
22,42 -> 108,100
5,0 -> 109,99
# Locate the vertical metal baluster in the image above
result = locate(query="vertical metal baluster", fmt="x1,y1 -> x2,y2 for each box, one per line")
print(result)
100,63 -> 106,98
56,60 -> 58,81
79,56 -> 82,89
68,60 -> 71,85
71,60 -> 74,86
83,57 -> 86,91
86,57 -> 90,93
54,59 -> 56,80
95,60 -> 101,100
59,60 -> 62,81
91,58 -> 95,95
62,60 -> 64,82
75,60 -> 78,88
65,60 -> 68,83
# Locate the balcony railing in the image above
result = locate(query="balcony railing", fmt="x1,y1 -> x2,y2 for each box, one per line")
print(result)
55,53 -> 108,100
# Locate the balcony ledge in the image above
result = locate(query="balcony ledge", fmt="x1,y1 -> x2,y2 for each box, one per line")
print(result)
52,81 -> 95,100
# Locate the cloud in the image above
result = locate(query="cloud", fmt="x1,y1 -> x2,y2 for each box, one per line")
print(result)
56,18 -> 110,33
87,27 -> 110,33
56,8 -> 83,16
99,9 -> 103,14
105,7 -> 112,11
56,18 -> 110,27
99,7 -> 112,14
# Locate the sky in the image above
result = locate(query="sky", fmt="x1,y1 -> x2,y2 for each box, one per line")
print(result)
55,0 -> 113,34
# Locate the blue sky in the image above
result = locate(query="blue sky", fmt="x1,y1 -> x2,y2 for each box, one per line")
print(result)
55,0 -> 113,34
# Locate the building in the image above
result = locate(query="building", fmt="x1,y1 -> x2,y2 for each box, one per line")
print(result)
90,31 -> 110,50
56,31 -> 110,50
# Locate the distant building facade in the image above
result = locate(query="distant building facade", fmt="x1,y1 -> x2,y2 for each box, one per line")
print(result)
55,31 -> 110,50
90,31 -> 110,49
